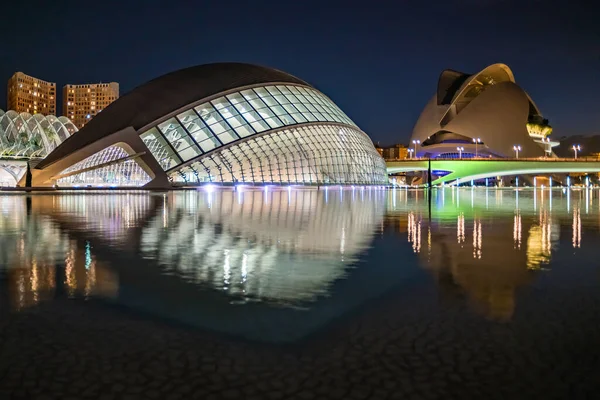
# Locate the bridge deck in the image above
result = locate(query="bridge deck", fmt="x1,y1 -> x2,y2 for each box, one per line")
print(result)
386,158 -> 600,186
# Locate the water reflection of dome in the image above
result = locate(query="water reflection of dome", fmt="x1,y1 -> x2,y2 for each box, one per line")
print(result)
30,193 -> 154,247
140,189 -> 384,304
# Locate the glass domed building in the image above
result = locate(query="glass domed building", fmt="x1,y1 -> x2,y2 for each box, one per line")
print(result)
0,110 -> 77,186
0,110 -> 77,158
29,63 -> 387,188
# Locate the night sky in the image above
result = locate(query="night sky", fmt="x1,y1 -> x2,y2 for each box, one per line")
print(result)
1,0 -> 598,144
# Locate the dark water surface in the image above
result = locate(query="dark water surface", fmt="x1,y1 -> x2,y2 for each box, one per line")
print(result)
1,188 -> 599,399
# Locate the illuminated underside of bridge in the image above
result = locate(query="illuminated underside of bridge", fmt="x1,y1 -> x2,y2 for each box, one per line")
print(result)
386,159 -> 600,186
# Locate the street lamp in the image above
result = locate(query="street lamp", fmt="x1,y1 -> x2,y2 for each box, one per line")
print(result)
412,140 -> 421,159
513,145 -> 521,159
457,146 -> 465,159
572,144 -> 581,159
472,137 -> 481,157
407,148 -> 414,159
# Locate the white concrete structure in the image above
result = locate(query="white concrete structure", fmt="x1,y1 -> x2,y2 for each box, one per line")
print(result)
411,63 -> 557,159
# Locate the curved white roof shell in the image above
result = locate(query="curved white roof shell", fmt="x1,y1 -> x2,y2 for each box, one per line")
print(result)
411,63 -> 551,159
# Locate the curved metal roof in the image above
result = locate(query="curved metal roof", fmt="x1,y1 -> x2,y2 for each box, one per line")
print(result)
38,63 -> 310,168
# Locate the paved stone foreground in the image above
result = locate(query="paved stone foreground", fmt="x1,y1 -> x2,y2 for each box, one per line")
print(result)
1,282 -> 600,400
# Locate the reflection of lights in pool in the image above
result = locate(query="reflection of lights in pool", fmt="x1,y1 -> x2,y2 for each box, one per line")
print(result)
85,241 -> 92,270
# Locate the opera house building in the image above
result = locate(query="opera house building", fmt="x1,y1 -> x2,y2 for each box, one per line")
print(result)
410,63 -> 557,159
24,63 -> 388,188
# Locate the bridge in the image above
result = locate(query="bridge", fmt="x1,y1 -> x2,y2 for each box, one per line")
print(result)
386,158 -> 600,186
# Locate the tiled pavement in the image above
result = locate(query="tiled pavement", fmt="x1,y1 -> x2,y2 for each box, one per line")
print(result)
1,283 -> 599,400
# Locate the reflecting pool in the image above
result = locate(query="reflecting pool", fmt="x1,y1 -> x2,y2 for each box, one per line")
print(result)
2,187 -> 600,398
1,187 -> 599,341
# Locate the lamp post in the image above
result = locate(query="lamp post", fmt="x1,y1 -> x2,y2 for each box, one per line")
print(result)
513,145 -> 521,159
412,140 -> 421,159
408,148 -> 414,159
457,146 -> 465,159
472,137 -> 481,157
572,144 -> 581,159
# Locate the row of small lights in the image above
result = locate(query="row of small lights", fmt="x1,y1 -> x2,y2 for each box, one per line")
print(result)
410,137 -> 483,159
202,184 -> 389,193
409,137 -> 583,160
513,143 -> 582,159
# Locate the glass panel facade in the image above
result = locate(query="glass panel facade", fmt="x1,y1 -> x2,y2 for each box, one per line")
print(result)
56,145 -> 151,187
140,128 -> 181,170
138,84 -> 359,174
169,124 -> 387,185
157,118 -> 201,162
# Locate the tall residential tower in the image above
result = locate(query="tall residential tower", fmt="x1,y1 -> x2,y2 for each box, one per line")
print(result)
7,72 -> 56,115
63,82 -> 119,128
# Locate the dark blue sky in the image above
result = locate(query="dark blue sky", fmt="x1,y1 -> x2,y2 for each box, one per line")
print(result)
1,0 -> 598,144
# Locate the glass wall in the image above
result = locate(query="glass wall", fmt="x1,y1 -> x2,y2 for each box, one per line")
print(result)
169,124 -> 388,185
139,84 -> 358,173
56,145 -> 151,187
54,84 -> 386,187
437,152 -> 477,159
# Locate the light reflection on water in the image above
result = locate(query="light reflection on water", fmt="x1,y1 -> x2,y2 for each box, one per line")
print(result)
140,189 -> 385,304
386,187 -> 598,321
0,187 -> 599,340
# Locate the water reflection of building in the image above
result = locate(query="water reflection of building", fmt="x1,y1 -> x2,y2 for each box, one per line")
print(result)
0,197 -> 118,311
422,220 -> 535,321
5,240 -> 118,311
391,198 -> 561,321
572,207 -> 581,248
30,193 -> 153,248
526,209 -> 558,269
140,189 -> 384,304
4,190 -> 383,308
